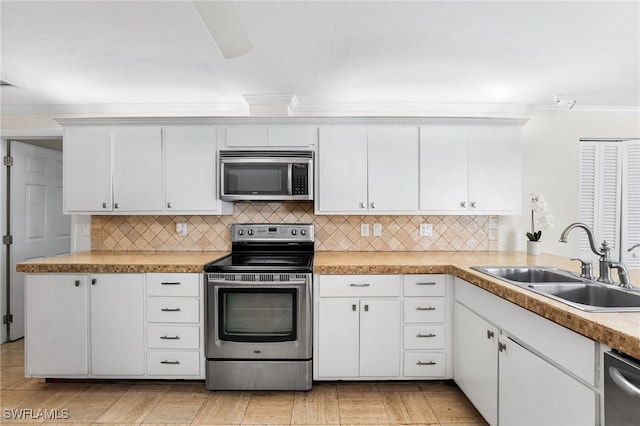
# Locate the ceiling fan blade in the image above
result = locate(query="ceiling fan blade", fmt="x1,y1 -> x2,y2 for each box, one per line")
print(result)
192,1 -> 253,59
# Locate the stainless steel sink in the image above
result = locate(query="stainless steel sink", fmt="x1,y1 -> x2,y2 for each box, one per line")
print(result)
472,266 -> 640,312
474,266 -> 584,284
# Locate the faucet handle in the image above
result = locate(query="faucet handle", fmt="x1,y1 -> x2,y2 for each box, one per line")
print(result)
571,258 -> 595,280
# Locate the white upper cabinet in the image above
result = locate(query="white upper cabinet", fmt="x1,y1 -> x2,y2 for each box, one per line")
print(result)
164,126 -> 219,212
223,125 -> 312,148
64,126 -> 113,212
420,125 -> 521,214
111,126 -> 163,212
316,126 -> 419,214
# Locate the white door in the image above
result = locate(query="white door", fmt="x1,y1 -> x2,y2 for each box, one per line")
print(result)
25,274 -> 88,376
359,299 -> 401,377
419,125 -> 469,212
316,298 -> 360,377
498,335 -> 596,426
90,273 -> 145,376
316,126 -> 368,213
453,302 -> 498,426
165,126 -> 218,211
10,141 -> 71,340
368,126 -> 419,212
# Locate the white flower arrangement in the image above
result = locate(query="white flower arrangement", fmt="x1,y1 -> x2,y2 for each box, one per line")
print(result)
527,193 -> 554,241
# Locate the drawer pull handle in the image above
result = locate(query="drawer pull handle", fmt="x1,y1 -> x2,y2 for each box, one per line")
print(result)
416,282 -> 437,286
350,283 -> 371,287
416,306 -> 436,311
416,333 -> 436,338
160,335 -> 180,340
417,361 -> 437,366
161,360 -> 181,365
161,308 -> 182,312
161,282 -> 181,285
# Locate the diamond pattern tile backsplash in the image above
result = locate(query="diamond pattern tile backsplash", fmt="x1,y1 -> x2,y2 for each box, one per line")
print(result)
91,202 -> 498,251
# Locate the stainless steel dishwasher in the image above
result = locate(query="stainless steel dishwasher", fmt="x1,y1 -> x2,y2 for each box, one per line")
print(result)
604,351 -> 640,425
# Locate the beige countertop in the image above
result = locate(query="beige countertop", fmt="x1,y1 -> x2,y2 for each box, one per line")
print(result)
18,250 -> 640,359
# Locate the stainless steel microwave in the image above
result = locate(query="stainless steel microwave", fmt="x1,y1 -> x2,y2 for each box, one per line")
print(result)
219,151 -> 314,201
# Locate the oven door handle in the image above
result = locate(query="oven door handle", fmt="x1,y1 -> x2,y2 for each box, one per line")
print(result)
209,280 -> 308,287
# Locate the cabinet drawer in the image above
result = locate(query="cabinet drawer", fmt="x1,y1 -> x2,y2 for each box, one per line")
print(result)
147,298 -> 199,323
404,325 -> 445,350
403,298 -> 445,323
147,326 -> 200,349
147,351 -> 200,376
404,352 -> 446,377
147,273 -> 199,297
403,275 -> 446,297
318,275 -> 401,297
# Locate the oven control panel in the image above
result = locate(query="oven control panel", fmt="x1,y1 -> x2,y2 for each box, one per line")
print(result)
231,224 -> 315,242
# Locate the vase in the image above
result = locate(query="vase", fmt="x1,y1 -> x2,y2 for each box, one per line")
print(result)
527,240 -> 541,256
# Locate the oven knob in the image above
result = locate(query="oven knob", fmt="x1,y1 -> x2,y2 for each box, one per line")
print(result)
291,229 -> 297,236
238,229 -> 244,236
248,229 -> 254,236
301,229 -> 307,236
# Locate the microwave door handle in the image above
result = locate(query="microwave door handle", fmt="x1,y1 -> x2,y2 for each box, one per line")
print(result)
287,163 -> 293,195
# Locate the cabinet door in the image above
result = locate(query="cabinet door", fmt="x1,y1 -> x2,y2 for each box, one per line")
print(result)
468,126 -> 521,213
165,126 -> 218,211
112,127 -> 163,211
25,274 -> 88,376
317,126 -> 368,213
453,302 -> 498,426
368,126 -> 419,211
90,274 -> 144,376
419,125 -> 469,212
498,335 -> 596,426
360,299 -> 401,377
317,298 -> 360,377
63,126 -> 112,212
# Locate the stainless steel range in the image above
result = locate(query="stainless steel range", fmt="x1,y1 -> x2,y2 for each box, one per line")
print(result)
204,223 -> 314,391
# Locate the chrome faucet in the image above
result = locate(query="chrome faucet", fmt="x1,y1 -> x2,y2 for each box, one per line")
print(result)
629,243 -> 640,252
559,222 -> 617,285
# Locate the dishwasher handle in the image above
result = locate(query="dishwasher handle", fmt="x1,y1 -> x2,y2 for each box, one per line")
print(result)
609,366 -> 640,399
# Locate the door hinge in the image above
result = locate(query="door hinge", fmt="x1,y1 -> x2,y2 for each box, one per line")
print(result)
2,235 -> 12,245
3,313 -> 13,324
3,156 -> 13,167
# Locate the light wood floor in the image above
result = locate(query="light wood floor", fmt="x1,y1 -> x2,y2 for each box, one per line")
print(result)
1,339 -> 487,425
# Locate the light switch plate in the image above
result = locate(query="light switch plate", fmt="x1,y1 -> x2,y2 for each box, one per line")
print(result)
373,223 -> 382,237
419,223 -> 433,237
360,223 -> 370,237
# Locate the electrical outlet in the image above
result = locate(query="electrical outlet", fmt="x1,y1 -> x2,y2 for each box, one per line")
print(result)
81,223 -> 90,236
360,223 -> 370,237
373,223 -> 382,237
176,223 -> 188,236
419,223 -> 432,237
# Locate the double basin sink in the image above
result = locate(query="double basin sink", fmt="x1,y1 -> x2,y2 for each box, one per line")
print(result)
472,266 -> 640,312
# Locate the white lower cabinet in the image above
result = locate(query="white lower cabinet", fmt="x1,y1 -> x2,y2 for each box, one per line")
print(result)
314,274 -> 451,380
90,274 -> 145,376
145,273 -> 204,379
315,275 -> 402,379
454,278 -> 599,426
24,272 -> 202,379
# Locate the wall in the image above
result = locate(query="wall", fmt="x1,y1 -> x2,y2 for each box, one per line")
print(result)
91,203 -> 498,252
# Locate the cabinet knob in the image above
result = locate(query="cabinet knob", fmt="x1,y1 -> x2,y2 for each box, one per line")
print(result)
371,202 -> 376,209
352,304 -> 357,311
498,342 -> 507,352
91,278 -> 97,285
167,202 -> 172,209
364,304 -> 369,312
486,330 -> 495,339
74,280 -> 80,287
460,201 -> 467,208
114,203 -> 120,209
360,202 -> 366,209
470,201 -> 477,208
102,202 -> 109,209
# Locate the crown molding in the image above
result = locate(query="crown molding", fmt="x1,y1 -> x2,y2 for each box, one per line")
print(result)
2,100 -> 638,117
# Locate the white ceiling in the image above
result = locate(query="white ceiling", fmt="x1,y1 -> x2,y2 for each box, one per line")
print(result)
1,0 -> 639,115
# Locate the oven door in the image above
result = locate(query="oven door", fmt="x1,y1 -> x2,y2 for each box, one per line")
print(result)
206,278 -> 311,360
